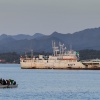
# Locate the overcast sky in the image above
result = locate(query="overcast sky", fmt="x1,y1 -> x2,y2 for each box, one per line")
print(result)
0,0 -> 100,35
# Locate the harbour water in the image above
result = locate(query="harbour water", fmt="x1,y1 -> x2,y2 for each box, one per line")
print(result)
0,64 -> 100,100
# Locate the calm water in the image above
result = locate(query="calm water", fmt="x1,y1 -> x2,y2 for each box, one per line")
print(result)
0,64 -> 100,100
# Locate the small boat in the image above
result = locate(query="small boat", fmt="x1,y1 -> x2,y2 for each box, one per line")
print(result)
0,84 -> 18,88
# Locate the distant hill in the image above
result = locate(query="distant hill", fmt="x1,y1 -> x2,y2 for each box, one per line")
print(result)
0,27 -> 100,53
0,33 -> 44,40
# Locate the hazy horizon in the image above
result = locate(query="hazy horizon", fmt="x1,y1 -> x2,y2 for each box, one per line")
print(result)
0,0 -> 100,35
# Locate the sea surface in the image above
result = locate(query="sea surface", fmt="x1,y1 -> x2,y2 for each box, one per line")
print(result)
0,64 -> 100,100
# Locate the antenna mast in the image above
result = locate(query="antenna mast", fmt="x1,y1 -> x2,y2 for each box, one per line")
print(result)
31,49 -> 33,58
52,41 -> 59,56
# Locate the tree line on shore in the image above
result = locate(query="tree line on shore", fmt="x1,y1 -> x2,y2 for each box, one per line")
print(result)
79,49 -> 100,60
0,50 -> 100,63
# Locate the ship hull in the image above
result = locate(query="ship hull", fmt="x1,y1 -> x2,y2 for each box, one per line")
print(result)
0,84 -> 18,88
20,59 -> 86,69
20,59 -> 100,70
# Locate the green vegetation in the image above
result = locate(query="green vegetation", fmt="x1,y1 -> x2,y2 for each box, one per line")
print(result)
79,49 -> 100,60
0,52 -> 20,63
0,50 -> 100,63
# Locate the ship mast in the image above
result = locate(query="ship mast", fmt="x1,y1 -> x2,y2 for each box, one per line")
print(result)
52,41 -> 59,56
31,49 -> 33,58
25,52 -> 27,59
59,42 -> 66,55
